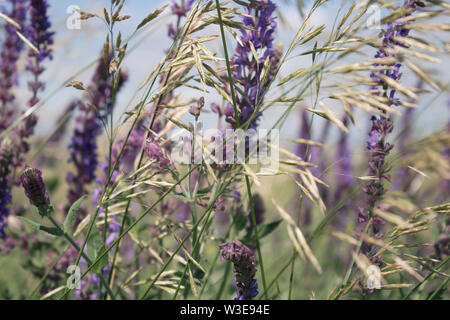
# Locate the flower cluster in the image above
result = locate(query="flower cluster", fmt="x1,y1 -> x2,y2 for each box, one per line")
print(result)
13,0 -> 54,167
171,0 -> 194,18
224,0 -> 281,129
370,0 -> 424,103
145,138 -> 170,169
27,0 -> 54,64
219,240 -> 258,300
168,0 -> 194,40
359,0 -> 424,267
0,0 -> 27,131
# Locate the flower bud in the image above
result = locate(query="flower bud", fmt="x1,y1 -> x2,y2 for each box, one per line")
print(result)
20,166 -> 50,215
220,240 -> 258,300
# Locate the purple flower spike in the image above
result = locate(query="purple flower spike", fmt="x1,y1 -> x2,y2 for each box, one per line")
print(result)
0,139 -> 14,238
0,0 -> 27,131
220,240 -> 258,300
27,0 -> 54,63
171,0 -> 194,18
20,166 -> 50,214
11,0 -> 55,168
358,0 -> 423,269
225,0 -> 281,129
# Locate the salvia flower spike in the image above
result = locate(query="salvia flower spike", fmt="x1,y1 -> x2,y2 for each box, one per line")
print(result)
0,139 -> 14,238
358,0 -> 423,269
225,0 -> 281,129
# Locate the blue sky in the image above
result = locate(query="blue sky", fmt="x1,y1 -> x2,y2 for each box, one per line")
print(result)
3,0 -> 448,151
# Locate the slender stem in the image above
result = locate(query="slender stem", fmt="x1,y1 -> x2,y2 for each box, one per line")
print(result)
214,0 -> 240,127
216,260 -> 232,299
288,194 -> 304,299
172,181 -> 220,300
27,243 -> 70,300
428,277 -> 449,300
403,255 -> 450,300
341,217 -> 373,287
46,215 -> 116,299
245,175 -> 268,299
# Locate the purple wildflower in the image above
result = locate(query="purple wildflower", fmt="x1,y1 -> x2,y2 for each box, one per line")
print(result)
219,240 -> 258,300
0,139 -> 13,238
359,0 -> 423,267
26,0 -> 54,106
0,0 -> 27,131
145,138 -> 170,168
171,0 -> 194,18
370,1 -> 424,103
12,0 -> 54,167
225,0 -> 281,129
19,166 -> 50,214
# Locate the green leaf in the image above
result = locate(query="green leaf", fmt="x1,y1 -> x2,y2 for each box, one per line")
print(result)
241,220 -> 283,244
233,209 -> 248,232
64,195 -> 87,235
18,217 -> 63,237
86,218 -> 109,273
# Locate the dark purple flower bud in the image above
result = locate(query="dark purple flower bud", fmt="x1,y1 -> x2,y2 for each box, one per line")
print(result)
219,240 -> 258,300
20,166 -> 50,214
189,97 -> 204,119
171,0 -> 194,18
